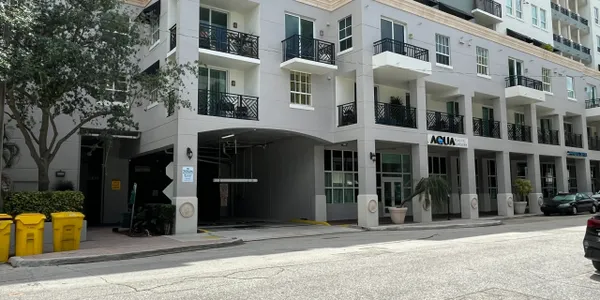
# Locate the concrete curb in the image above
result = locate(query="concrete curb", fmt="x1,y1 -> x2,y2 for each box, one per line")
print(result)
8,238 -> 243,268
290,219 -> 331,226
356,220 -> 503,231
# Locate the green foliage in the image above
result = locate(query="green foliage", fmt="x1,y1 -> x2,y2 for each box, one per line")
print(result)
132,204 -> 176,235
542,44 -> 554,52
3,191 -> 84,220
400,176 -> 450,209
514,178 -> 532,201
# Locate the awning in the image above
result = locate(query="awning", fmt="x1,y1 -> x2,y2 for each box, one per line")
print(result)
80,128 -> 141,139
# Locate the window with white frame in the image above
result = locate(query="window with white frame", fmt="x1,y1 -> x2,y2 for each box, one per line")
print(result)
476,46 -> 489,76
487,160 -> 497,202
515,0 -> 522,19
338,16 -> 352,52
506,0 -> 513,15
567,76 -> 575,99
290,71 -> 312,106
596,7 -> 599,24
106,76 -> 128,103
435,34 -> 450,66
531,5 -> 538,26
540,9 -> 547,29
324,150 -> 358,204
150,17 -> 159,45
542,68 -> 551,92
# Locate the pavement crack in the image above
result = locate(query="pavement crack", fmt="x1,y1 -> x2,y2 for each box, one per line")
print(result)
417,234 -> 439,240
98,275 -> 140,293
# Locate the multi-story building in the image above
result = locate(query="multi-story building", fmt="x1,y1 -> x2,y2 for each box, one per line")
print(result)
10,0 -> 600,233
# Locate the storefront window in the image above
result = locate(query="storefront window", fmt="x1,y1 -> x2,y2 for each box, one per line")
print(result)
325,150 -> 358,204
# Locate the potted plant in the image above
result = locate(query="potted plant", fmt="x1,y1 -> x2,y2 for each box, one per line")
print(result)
389,176 -> 450,224
514,178 -> 532,214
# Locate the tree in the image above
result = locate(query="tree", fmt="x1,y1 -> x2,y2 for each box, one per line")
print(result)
399,176 -> 450,209
0,0 -> 198,190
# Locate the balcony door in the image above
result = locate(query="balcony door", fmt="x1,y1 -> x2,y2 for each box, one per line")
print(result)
285,14 -> 314,60
508,58 -> 523,86
482,107 -> 494,136
540,118 -> 551,132
200,7 -> 228,52
587,85 -> 597,101
381,19 -> 405,53
199,67 -> 227,115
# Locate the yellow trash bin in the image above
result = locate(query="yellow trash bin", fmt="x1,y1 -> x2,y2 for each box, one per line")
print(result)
14,213 -> 46,257
0,216 -> 12,262
51,212 -> 84,252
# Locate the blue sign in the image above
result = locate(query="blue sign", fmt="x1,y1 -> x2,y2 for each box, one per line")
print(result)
567,151 -> 587,157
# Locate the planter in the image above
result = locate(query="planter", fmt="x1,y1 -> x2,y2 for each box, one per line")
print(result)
389,207 -> 408,224
514,201 -> 527,214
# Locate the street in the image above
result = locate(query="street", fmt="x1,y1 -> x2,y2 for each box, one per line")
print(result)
0,215 -> 598,300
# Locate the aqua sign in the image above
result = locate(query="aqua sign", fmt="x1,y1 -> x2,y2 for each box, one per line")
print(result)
567,151 -> 587,157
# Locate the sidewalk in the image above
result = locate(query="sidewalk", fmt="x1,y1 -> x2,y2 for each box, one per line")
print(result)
7,228 -> 242,268
357,219 -> 503,231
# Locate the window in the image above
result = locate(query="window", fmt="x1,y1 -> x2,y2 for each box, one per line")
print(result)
150,17 -> 159,45
338,16 -> 352,52
290,71 -> 312,106
435,34 -> 450,66
596,7 -> 599,24
506,0 -> 513,15
597,36 -> 600,52
531,5 -> 538,26
566,76 -> 575,99
542,68 -> 551,92
324,150 -> 358,204
106,77 -> 128,103
476,46 -> 489,76
514,112 -> 525,125
540,9 -> 547,29
516,0 -> 522,19
587,85 -> 597,100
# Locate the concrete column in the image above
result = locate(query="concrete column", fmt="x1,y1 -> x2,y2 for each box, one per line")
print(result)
357,139 -> 378,227
524,104 -> 538,144
555,156 -> 569,192
496,151 -> 514,217
493,96 -> 508,140
573,115 -> 588,149
527,154 -> 543,213
458,92 -> 474,136
576,158 -> 592,194
409,78 -> 427,131
411,144 -> 432,223
313,145 -> 327,221
551,114 -> 565,146
459,147 -> 478,219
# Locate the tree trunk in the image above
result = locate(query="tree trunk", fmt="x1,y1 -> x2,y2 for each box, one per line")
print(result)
38,167 -> 50,191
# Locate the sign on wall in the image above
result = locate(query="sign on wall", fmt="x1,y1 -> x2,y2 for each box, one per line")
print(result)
567,151 -> 587,157
182,166 -> 194,183
427,134 -> 468,148
111,180 -> 121,191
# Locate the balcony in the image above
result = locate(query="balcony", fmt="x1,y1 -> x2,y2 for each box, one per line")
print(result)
198,90 -> 258,121
473,118 -> 501,138
375,102 -> 417,128
565,132 -> 583,148
338,102 -> 357,127
504,76 -> 546,107
538,129 -> 560,145
198,24 -> 260,70
280,35 -> 337,75
507,123 -> 532,142
471,0 -> 502,25
589,136 -> 600,151
372,39 -> 431,86
586,99 -> 600,122
426,111 -> 464,134
170,25 -> 176,52
551,3 -> 589,32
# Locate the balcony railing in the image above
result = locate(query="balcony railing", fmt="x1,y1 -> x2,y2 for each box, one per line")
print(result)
473,118 -> 501,138
426,111 -> 464,134
199,24 -> 259,59
170,25 -> 176,51
373,39 -> 429,61
538,129 -> 560,145
560,7 -> 569,16
573,43 -> 582,51
198,89 -> 258,121
570,11 -> 579,21
375,102 -> 417,128
281,34 -> 335,65
586,99 -> 600,109
507,123 -> 532,142
580,16 -> 589,26
551,2 -> 559,11
590,136 -> 600,151
505,75 -> 543,91
474,0 -> 502,18
553,34 -> 561,42
565,132 -> 583,148
562,37 -> 572,47
338,102 -> 357,127
582,46 -> 591,55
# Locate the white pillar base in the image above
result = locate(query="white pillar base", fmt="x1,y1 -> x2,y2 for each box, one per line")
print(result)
497,193 -> 514,217
528,193 -> 543,214
412,195 -> 432,223
460,194 -> 479,219
358,194 -> 379,227
174,196 -> 198,235
314,195 -> 327,222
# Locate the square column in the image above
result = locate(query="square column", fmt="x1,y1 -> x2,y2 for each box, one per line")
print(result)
411,144 -> 432,223
573,115 -> 588,149
313,145 -> 327,221
576,158 -> 592,194
527,154 -> 543,214
409,78 -> 427,130
524,104 -> 538,144
458,92 -> 474,135
555,156 -> 569,192
357,139 -> 378,228
496,151 -> 514,217
551,114 -> 565,146
493,96 -> 508,140
459,147 -> 478,219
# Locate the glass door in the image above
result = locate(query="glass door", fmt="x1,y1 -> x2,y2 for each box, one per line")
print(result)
380,19 -> 405,54
285,14 -> 314,60
382,177 -> 403,216
199,67 -> 227,115
200,7 -> 228,52
508,58 -> 523,86
540,119 -> 551,132
482,107 -> 494,136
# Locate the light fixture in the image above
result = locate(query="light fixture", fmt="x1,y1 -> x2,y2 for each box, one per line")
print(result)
370,152 -> 377,162
55,170 -> 66,178
341,143 -> 348,147
186,147 -> 193,160
221,134 -> 235,139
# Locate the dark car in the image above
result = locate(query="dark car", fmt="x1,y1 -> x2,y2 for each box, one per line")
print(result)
583,214 -> 600,271
541,192 -> 598,216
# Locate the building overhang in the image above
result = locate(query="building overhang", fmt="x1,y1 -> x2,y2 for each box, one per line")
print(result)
505,86 -> 546,108
280,58 -> 338,75
372,51 -> 431,86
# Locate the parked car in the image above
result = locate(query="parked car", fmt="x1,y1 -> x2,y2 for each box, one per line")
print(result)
583,214 -> 600,271
541,192 -> 598,216
590,192 -> 600,211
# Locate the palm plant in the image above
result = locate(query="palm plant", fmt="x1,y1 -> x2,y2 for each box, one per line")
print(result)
398,176 -> 450,210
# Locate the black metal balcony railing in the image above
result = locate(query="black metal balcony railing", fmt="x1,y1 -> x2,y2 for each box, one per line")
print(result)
565,132 -> 583,148
507,123 -> 532,142
281,34 -> 335,65
373,39 -> 429,62
199,23 -> 259,59
582,46 -> 591,55
580,16 -> 589,26
474,0 -> 502,18
538,129 -> 560,145
551,2 -> 559,11
426,111 -> 464,134
586,99 -> 600,108
573,43 -> 582,51
473,118 -> 501,138
505,75 -> 543,91
590,136 -> 600,151
560,7 -> 569,16
570,11 -> 579,21
198,89 -> 258,121
375,102 -> 417,128
170,25 -> 177,51
338,102 -> 357,127
562,37 -> 572,47
553,34 -> 561,42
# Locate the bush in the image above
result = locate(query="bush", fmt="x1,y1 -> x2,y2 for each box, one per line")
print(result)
3,191 -> 84,221
132,203 -> 176,235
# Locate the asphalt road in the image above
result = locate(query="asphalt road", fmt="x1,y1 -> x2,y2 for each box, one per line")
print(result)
0,215 -> 598,300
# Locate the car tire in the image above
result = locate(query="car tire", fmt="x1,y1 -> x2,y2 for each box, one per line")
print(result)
572,206 -> 578,215
544,212 -> 550,216
592,205 -> 598,214
593,261 -> 600,272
